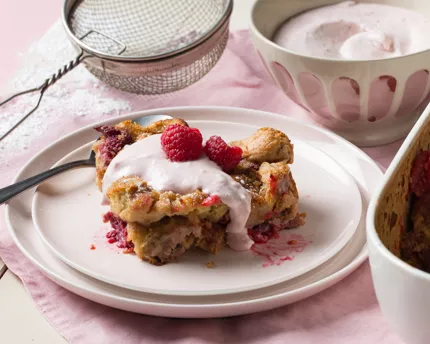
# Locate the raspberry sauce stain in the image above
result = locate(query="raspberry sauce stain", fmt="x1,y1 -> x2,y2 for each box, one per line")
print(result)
103,211 -> 134,250
251,233 -> 312,267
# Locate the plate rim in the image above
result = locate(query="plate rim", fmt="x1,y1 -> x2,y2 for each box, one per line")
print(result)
4,106 -> 381,316
30,137 -> 363,296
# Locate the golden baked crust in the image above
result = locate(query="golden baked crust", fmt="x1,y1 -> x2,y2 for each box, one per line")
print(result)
119,118 -> 188,141
230,127 -> 294,164
94,118 -> 304,265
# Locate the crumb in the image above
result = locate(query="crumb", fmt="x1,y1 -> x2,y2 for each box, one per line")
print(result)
90,244 -> 96,250
206,261 -> 216,268
88,193 -> 91,196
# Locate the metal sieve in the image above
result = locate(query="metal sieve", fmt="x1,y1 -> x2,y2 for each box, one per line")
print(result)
0,0 -> 232,141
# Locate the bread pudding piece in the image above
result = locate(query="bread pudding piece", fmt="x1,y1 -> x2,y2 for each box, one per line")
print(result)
402,150 -> 430,272
95,119 -> 305,265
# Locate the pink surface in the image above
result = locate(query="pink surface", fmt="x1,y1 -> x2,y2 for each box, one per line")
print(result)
396,70 -> 430,117
0,29 -> 406,343
368,76 -> 397,122
331,77 -> 361,122
271,62 -> 304,107
298,72 -> 333,121
0,0 -> 60,89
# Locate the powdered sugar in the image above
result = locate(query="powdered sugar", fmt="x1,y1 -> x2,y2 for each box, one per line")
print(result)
0,20 -> 132,161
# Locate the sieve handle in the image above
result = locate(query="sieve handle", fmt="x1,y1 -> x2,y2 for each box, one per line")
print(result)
0,51 -> 87,142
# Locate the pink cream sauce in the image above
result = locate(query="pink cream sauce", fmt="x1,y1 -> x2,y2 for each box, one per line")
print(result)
102,134 -> 253,251
273,1 -> 430,60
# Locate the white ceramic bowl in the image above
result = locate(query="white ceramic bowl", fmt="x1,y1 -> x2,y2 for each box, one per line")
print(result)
250,0 -> 430,146
367,101 -> 430,343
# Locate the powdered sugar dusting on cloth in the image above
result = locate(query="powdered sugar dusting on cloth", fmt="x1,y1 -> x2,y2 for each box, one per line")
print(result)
0,21 -> 132,162
0,20 -> 407,344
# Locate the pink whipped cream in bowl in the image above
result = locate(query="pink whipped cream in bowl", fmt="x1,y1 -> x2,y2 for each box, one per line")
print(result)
250,0 -> 430,146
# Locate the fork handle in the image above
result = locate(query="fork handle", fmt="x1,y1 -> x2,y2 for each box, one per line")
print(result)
0,159 -> 94,205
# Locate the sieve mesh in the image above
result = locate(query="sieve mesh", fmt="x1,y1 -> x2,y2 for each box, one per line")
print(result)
84,26 -> 230,94
68,0 -> 229,58
65,0 -> 232,94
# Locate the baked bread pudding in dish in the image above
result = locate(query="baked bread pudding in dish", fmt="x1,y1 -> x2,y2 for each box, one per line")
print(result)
93,118 -> 305,265
402,150 -> 430,272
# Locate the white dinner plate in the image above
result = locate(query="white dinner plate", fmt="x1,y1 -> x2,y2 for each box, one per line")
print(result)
5,107 -> 382,317
31,122 -> 362,296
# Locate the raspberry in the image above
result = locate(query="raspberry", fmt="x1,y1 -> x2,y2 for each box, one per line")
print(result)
103,212 -> 134,249
269,175 -> 278,194
161,124 -> 203,162
204,136 -> 242,171
247,223 -> 279,244
95,125 -> 122,137
95,126 -> 133,165
410,150 -> 430,197
201,195 -> 221,207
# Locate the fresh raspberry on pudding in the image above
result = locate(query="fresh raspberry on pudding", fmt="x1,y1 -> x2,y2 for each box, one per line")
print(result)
204,135 -> 242,171
161,124 -> 203,162
94,125 -> 133,166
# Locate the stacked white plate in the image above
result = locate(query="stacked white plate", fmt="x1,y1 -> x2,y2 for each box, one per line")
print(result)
5,106 -> 383,318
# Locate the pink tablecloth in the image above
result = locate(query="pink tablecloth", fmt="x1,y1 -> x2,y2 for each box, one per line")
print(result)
0,26 -> 405,343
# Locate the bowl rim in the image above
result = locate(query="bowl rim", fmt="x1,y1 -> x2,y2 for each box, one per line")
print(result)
249,0 -> 430,64
366,100 -> 430,282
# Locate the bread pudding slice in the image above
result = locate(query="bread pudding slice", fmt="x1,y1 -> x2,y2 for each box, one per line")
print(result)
94,119 -> 305,265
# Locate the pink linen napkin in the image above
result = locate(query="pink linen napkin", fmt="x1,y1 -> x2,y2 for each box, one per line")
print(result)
0,26 -> 406,343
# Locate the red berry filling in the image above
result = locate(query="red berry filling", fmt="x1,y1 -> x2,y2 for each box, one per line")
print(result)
202,195 -> 221,207
103,212 -> 134,250
204,136 -> 242,171
269,175 -> 278,195
248,223 -> 279,244
410,150 -> 430,197
95,125 -> 122,137
161,124 -> 203,162
95,125 -> 133,166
